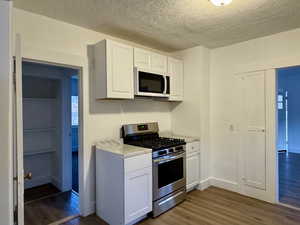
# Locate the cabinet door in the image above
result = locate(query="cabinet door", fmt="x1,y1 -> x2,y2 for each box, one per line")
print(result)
186,153 -> 199,190
168,57 -> 184,101
107,40 -> 134,99
151,52 -> 167,74
125,167 -> 152,224
134,48 -> 151,70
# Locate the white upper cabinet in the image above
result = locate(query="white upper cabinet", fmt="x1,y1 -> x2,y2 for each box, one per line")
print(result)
168,57 -> 184,101
94,39 -> 134,99
134,48 -> 151,71
150,52 -> 167,74
134,48 -> 167,74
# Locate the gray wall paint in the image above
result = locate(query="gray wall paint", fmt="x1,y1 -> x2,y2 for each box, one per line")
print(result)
278,66 -> 300,153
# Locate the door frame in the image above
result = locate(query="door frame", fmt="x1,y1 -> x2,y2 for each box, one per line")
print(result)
22,61 -> 76,192
13,43 -> 89,218
22,57 -> 84,208
275,65 -> 300,208
235,59 -> 300,205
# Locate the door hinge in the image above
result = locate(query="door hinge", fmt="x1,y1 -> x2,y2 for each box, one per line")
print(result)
13,60 -> 16,92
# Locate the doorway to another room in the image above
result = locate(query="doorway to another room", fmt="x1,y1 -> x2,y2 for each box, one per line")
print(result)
22,61 -> 81,225
71,76 -> 79,193
277,66 -> 300,208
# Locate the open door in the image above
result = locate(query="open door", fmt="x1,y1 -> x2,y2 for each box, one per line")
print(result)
14,34 -> 24,225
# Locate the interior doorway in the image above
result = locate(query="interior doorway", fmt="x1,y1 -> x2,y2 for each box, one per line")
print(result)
277,66 -> 300,208
22,61 -> 81,225
71,76 -> 79,193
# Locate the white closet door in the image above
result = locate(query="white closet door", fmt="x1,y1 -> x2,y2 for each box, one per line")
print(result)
242,71 -> 266,190
15,34 -> 24,225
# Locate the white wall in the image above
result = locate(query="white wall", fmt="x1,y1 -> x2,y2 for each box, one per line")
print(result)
210,28 -> 300,191
171,46 -> 210,187
13,8 -> 172,215
0,1 -> 13,225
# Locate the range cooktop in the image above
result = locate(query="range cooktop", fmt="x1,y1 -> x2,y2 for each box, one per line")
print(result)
125,136 -> 186,151
122,122 -> 186,151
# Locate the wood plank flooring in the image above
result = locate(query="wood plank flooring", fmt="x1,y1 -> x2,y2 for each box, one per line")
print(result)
25,191 -> 79,225
62,187 -> 300,225
279,152 -> 300,208
24,183 -> 61,203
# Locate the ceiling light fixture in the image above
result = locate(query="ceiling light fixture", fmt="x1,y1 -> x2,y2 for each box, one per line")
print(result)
209,0 -> 232,6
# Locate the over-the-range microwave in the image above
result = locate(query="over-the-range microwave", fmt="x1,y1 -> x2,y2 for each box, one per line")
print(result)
134,67 -> 170,97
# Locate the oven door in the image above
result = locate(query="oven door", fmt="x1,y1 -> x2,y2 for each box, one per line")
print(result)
153,151 -> 186,200
135,68 -> 169,97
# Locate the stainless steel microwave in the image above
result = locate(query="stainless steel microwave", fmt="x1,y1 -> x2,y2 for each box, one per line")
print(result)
134,67 -> 170,97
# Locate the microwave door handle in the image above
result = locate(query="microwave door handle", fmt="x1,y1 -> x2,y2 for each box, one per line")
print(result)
163,76 -> 167,94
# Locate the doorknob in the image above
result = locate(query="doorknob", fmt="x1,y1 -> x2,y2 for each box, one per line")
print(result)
24,172 -> 32,180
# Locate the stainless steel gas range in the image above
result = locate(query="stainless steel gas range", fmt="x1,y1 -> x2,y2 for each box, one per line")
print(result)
122,122 -> 186,217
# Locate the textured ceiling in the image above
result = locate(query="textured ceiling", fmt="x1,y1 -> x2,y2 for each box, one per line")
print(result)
14,0 -> 300,52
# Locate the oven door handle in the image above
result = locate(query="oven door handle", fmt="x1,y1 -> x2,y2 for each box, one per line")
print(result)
153,153 -> 185,164
158,190 -> 185,206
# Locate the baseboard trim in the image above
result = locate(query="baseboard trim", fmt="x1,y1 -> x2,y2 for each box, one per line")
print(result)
82,201 -> 95,216
209,177 -> 239,192
126,215 -> 147,225
197,178 -> 211,191
51,176 -> 62,191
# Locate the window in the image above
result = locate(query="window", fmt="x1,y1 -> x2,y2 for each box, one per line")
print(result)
72,96 -> 78,126
278,94 -> 284,110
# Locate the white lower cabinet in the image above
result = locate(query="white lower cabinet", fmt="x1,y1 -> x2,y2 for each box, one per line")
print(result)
186,152 -> 200,190
186,142 -> 200,191
96,151 -> 152,225
125,167 -> 152,224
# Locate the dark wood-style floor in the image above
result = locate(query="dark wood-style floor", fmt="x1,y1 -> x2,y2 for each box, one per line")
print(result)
24,183 -> 61,203
62,187 -> 300,225
73,151 -> 79,193
25,191 -> 79,225
279,152 -> 300,208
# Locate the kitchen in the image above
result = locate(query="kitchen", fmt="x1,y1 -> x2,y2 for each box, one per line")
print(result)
2,1 -> 300,225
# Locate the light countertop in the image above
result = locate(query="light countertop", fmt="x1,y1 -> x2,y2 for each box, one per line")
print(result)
95,139 -> 152,158
160,132 -> 200,143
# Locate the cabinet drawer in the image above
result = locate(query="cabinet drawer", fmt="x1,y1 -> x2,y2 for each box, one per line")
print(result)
125,153 -> 152,173
186,141 -> 200,155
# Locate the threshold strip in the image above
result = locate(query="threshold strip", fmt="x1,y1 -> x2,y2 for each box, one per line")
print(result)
48,214 -> 80,225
